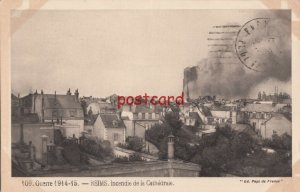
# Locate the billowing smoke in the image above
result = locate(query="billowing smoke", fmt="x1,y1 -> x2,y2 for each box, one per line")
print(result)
184,11 -> 291,99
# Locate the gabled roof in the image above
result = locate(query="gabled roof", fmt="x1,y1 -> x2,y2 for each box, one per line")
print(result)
211,105 -> 236,111
85,114 -> 98,125
99,114 -> 126,128
14,113 -> 39,124
201,106 -> 212,117
41,94 -> 82,109
261,113 -> 292,125
189,112 -> 203,124
11,94 -> 18,100
134,104 -> 163,113
241,103 -> 286,113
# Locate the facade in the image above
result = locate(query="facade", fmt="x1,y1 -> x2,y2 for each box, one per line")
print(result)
87,101 -> 116,114
240,103 -> 288,131
121,104 -> 163,140
17,89 -> 84,138
30,160 -> 201,177
260,113 -> 292,139
12,123 -> 54,161
180,103 -> 213,126
210,106 -> 237,124
93,113 -> 126,145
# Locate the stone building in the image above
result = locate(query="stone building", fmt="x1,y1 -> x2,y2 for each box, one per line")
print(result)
93,113 -> 126,145
16,89 -> 84,138
121,103 -> 163,140
260,113 -> 292,139
210,105 -> 237,124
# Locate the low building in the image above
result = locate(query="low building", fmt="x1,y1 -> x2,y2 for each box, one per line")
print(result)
260,113 -> 292,139
240,103 -> 288,131
93,113 -> 126,145
121,104 -> 163,140
12,122 -> 54,161
210,105 -> 237,124
16,89 -> 84,138
87,101 -> 116,114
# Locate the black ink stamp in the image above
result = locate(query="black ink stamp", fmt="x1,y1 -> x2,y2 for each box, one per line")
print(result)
235,18 -> 278,72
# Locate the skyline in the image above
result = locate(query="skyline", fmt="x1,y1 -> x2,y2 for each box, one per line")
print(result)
12,10 -> 291,98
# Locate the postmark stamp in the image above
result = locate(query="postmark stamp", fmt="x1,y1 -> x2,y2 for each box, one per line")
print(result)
235,18 -> 279,72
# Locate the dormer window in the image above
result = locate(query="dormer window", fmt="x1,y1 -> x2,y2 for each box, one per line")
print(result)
70,110 -> 76,117
112,120 -> 118,127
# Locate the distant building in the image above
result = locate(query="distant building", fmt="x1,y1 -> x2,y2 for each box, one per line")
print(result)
121,104 -> 163,140
240,103 -> 288,130
180,103 -> 213,126
87,101 -> 116,114
93,113 -> 126,145
210,105 -> 237,124
257,89 -> 291,103
184,112 -> 203,127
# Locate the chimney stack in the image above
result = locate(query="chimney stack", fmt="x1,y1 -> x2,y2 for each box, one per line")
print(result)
75,89 -> 79,102
19,124 -> 24,145
167,134 -> 175,161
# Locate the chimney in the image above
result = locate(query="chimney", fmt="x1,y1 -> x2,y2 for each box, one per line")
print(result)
41,135 -> 49,164
33,90 -> 38,113
19,123 -> 24,145
74,89 -> 79,102
167,134 -> 175,161
18,93 -> 21,116
41,90 -> 44,122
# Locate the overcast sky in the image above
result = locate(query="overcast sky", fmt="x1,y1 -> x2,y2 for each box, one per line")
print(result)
11,10 -> 291,98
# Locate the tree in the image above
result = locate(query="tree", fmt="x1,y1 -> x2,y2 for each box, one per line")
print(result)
126,136 -> 144,152
231,132 -> 254,159
262,133 -> 292,150
129,153 -> 144,161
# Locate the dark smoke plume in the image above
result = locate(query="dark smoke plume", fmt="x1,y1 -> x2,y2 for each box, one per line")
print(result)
184,11 -> 291,99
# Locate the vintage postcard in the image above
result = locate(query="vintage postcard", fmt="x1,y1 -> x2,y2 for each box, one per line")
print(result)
1,0 -> 300,192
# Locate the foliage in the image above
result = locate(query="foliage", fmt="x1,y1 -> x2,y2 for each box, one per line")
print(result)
146,111 -> 291,176
62,144 -> 88,165
262,133 -> 292,150
113,153 -> 144,163
113,156 -> 129,163
79,138 -> 113,160
129,152 -> 144,161
125,136 -> 144,152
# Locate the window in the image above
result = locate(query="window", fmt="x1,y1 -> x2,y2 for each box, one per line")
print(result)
142,113 -> 145,119
155,113 -> 159,119
138,112 -> 142,119
52,111 -> 58,118
149,113 -> 152,119
113,133 -> 119,141
112,120 -> 118,127
70,110 -> 76,117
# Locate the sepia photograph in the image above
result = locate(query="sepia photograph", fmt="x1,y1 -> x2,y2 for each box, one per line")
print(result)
10,9 -> 292,177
